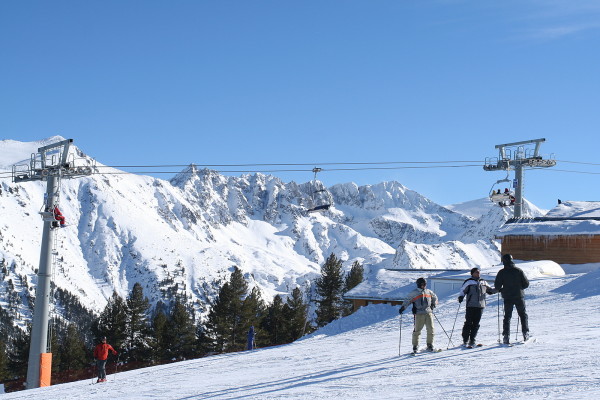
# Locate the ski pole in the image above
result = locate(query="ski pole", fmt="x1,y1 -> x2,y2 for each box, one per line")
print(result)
398,313 -> 402,357
114,354 -> 120,381
497,293 -> 501,343
447,302 -> 461,349
433,311 -> 454,347
515,315 -> 520,342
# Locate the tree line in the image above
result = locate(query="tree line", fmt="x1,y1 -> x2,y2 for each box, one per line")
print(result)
0,253 -> 363,391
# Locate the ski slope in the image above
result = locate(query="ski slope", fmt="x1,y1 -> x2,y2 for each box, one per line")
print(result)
4,266 -> 600,399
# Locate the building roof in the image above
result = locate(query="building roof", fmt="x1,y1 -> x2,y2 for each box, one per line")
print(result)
496,201 -> 600,237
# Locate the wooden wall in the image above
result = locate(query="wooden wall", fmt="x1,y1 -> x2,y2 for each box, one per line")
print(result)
351,299 -> 402,312
501,235 -> 600,264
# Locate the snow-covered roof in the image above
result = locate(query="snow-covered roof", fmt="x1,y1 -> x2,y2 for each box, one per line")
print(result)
345,261 -> 565,300
344,269 -> 411,301
496,201 -> 600,236
429,260 -> 564,281
545,201 -> 600,218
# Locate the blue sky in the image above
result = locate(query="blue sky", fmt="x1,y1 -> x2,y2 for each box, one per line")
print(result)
1,1 -> 599,211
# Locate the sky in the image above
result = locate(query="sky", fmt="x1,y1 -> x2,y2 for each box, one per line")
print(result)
1,0 -> 600,211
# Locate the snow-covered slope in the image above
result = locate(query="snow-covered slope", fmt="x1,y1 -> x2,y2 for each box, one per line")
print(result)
0,137 -> 529,319
3,264 -> 599,399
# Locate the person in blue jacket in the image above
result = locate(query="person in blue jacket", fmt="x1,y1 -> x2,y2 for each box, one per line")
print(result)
247,325 -> 256,350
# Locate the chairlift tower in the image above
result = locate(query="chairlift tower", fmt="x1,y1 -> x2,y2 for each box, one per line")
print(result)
483,138 -> 556,218
12,139 -> 93,389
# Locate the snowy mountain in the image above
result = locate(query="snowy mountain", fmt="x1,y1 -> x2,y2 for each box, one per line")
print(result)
0,137 -> 544,321
2,261 -> 599,399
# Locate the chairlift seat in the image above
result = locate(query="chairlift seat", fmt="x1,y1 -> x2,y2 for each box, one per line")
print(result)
490,193 -> 512,203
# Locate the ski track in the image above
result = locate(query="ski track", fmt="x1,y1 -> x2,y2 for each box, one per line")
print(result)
3,274 -> 600,399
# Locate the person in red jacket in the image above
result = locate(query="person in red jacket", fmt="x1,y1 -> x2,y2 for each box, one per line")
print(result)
52,206 -> 66,228
93,337 -> 117,383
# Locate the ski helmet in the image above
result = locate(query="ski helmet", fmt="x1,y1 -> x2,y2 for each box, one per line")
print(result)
416,277 -> 427,288
501,254 -> 513,264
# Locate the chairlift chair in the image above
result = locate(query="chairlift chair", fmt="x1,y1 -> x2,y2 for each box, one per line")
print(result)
306,167 -> 332,213
489,173 -> 515,207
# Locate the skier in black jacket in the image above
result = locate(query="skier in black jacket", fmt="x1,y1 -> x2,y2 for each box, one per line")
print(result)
494,254 -> 530,344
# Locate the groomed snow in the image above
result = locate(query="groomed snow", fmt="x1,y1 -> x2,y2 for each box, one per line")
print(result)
3,265 -> 599,399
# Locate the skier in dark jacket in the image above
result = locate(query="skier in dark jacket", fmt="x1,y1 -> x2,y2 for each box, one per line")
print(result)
247,325 -> 255,350
93,337 -> 117,383
458,267 -> 496,347
494,254 -> 530,344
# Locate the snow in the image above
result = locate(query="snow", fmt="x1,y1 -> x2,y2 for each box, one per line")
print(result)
346,260 -> 564,301
445,197 -> 496,219
545,201 -> 600,218
3,266 -> 600,399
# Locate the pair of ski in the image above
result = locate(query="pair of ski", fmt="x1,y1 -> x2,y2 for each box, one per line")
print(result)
499,336 -> 535,347
410,347 -> 443,356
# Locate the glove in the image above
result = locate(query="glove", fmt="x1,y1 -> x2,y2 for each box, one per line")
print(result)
399,306 -> 405,314
458,296 -> 464,303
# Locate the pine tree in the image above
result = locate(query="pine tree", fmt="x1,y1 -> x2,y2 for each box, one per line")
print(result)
262,295 -> 286,345
343,261 -> 364,316
0,340 -> 9,382
242,286 -> 266,349
227,267 -> 248,351
315,253 -> 345,327
8,324 -> 30,379
59,324 -> 88,375
49,321 -> 62,374
150,303 -> 169,362
204,282 -> 233,353
166,298 -> 197,360
126,283 -> 151,363
283,286 -> 310,341
203,267 -> 249,352
92,291 -> 128,352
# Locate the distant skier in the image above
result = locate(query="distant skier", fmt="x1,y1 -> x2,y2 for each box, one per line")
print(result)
399,277 -> 438,353
247,325 -> 256,350
93,336 -> 117,383
495,254 -> 530,344
458,267 -> 496,347
52,205 -> 66,228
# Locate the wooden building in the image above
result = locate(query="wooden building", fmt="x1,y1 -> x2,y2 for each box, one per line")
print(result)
343,269 -> 407,312
496,201 -> 600,264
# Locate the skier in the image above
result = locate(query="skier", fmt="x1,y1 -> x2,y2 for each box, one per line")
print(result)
93,336 -> 117,383
247,325 -> 255,350
52,206 -> 66,228
494,254 -> 530,344
458,267 -> 496,347
398,277 -> 438,354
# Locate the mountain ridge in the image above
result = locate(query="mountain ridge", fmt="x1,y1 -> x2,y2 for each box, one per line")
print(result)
0,137 -> 545,324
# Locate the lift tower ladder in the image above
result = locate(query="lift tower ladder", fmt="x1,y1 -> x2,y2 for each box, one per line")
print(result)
483,138 -> 556,218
